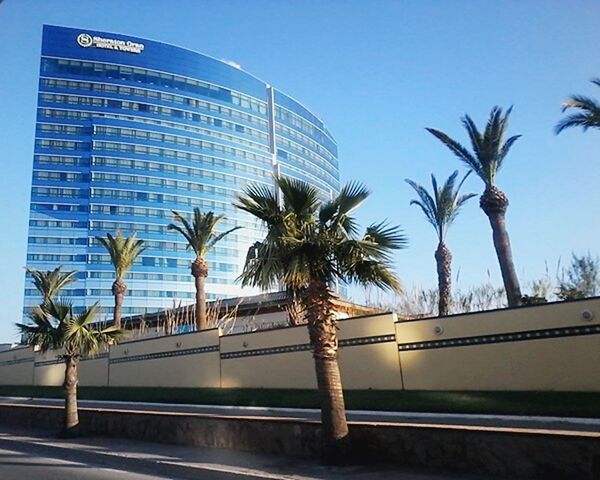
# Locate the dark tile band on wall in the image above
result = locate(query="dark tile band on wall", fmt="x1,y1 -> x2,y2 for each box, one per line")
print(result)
221,343 -> 311,360
398,324 -> 600,352
110,345 -> 219,364
34,359 -> 63,367
221,334 -> 397,360
82,352 -> 109,362
339,334 -> 396,347
0,357 -> 34,367
33,352 -> 109,367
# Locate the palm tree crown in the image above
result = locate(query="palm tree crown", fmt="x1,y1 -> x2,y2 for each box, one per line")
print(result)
235,176 -> 406,292
555,78 -> 600,134
96,231 -> 146,280
16,300 -> 124,357
167,209 -> 241,258
405,171 -> 476,241
426,106 -> 521,187
26,266 -> 78,305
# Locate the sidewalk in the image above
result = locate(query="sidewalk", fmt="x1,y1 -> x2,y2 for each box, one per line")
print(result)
2,396 -> 599,432
0,426 -> 486,480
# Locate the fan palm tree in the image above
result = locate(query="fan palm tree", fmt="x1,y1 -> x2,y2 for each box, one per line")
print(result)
16,300 -> 124,435
426,106 -> 523,307
405,171 -> 476,316
235,176 -> 405,459
555,79 -> 600,134
96,231 -> 146,329
26,266 -> 78,306
168,208 -> 241,330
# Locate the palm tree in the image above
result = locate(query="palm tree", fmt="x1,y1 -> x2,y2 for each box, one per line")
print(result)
16,300 -> 124,435
236,176 -> 405,459
168,208 -> 241,330
426,106 -> 523,307
405,171 -> 476,316
555,79 -> 600,134
96,231 -> 146,329
26,266 -> 78,306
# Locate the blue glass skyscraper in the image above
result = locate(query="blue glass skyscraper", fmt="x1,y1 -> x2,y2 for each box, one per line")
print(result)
25,25 -> 340,318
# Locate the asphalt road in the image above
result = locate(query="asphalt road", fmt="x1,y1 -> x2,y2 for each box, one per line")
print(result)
0,396 -> 598,433
0,446 -> 183,480
0,428 -> 486,479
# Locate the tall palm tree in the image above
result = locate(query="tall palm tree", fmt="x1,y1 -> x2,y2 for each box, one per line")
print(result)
168,208 -> 241,330
236,176 -> 405,459
405,171 -> 476,316
555,79 -> 600,134
426,106 -> 523,307
16,300 -> 124,435
96,231 -> 146,329
26,266 -> 78,306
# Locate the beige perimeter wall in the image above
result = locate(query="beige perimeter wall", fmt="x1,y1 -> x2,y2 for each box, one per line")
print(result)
1,298 -> 599,392
109,328 -> 221,388
0,346 -> 34,385
396,297 -> 600,391
220,313 -> 400,389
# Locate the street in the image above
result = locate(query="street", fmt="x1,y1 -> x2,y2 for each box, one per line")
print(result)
0,427 -> 486,480
0,447 -> 175,480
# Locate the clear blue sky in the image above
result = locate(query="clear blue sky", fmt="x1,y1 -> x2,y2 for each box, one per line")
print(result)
1,0 -> 599,342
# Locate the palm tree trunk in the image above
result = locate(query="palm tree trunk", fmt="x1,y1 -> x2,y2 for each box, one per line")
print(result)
435,241 -> 452,316
63,354 -> 79,434
480,186 -> 522,307
111,279 -> 127,329
192,258 -> 208,330
303,280 -> 348,462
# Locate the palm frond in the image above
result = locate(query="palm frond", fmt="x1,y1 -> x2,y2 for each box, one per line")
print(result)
17,299 -> 125,357
407,171 -> 475,241
276,176 -> 320,218
168,208 -> 238,260
207,226 -> 242,249
426,127 -> 482,177
364,221 -> 408,254
234,184 -> 281,222
346,259 -> 402,293
96,231 -> 146,279
26,266 -> 78,303
555,79 -> 600,134
429,107 -> 519,187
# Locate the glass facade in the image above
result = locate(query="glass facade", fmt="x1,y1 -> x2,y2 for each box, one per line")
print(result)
25,25 -> 340,319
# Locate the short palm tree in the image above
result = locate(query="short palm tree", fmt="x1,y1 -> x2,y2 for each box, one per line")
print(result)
426,106 -> 523,307
26,266 -> 78,306
555,78 -> 600,134
168,208 -> 241,330
16,300 -> 124,435
405,171 -> 476,316
96,231 -> 146,329
236,176 -> 405,459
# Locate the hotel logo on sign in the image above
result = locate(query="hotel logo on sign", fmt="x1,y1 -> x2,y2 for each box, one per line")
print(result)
77,33 -> 144,54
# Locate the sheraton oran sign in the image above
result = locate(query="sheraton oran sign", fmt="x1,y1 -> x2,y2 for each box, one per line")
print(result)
76,33 -> 144,54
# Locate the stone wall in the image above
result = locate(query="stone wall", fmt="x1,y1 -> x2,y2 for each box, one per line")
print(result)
0,403 -> 597,479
